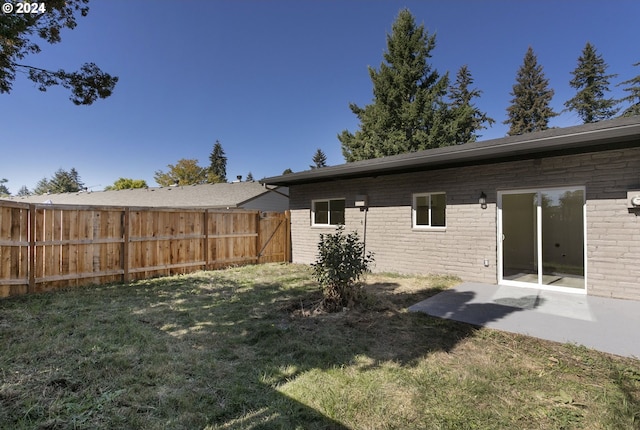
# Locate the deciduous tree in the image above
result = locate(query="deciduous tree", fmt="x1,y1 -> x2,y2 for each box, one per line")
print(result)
154,159 -> 206,186
104,178 -> 148,191
1,0 -> 118,104
339,9 -> 451,161
504,47 -> 557,135
564,42 -> 619,123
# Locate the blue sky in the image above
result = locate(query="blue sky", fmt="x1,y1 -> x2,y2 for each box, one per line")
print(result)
2,0 -> 639,193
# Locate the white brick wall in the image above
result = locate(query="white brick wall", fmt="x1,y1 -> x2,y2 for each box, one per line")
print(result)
289,146 -> 640,300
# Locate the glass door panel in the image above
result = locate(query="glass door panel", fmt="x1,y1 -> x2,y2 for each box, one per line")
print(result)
541,189 -> 585,289
502,193 -> 538,284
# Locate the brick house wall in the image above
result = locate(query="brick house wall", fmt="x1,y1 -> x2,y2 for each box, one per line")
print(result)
289,146 -> 640,300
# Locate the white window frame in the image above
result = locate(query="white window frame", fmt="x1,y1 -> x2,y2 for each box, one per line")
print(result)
312,198 -> 346,227
412,192 -> 446,230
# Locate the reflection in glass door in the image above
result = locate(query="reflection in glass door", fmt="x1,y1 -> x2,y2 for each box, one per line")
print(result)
502,193 -> 538,284
500,188 -> 585,291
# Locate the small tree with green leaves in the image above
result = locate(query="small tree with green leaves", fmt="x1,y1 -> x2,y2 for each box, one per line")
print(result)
154,159 -> 207,186
311,225 -> 374,312
104,178 -> 148,190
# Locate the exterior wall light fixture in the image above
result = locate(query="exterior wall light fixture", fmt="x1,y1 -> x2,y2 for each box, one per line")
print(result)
479,192 -> 487,210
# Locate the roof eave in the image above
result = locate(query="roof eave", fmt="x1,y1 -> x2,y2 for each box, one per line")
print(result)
262,117 -> 640,186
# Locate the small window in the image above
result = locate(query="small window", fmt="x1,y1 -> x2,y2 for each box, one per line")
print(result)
413,193 -> 446,228
312,199 -> 345,226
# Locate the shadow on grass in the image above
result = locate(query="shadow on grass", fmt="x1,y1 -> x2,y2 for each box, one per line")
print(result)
120,271 -> 490,428
0,266 -> 529,429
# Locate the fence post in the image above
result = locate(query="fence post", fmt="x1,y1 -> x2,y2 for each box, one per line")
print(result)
203,209 -> 209,270
256,211 -> 262,264
28,204 -> 36,293
122,207 -> 130,283
285,210 -> 291,263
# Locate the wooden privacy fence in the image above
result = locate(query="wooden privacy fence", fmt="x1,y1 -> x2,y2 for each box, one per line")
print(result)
0,201 -> 290,298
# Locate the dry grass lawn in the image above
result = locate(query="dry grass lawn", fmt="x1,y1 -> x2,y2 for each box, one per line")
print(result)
1,263 -> 639,429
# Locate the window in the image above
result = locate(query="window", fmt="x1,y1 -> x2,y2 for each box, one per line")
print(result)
413,193 -> 446,228
312,199 -> 345,226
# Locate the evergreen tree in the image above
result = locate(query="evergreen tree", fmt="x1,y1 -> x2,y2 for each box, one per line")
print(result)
33,168 -> 85,194
448,65 -> 495,143
310,149 -> 328,169
338,9 -> 451,162
618,62 -> 640,117
208,140 -> 227,183
282,168 -> 293,175
17,185 -> 30,196
0,178 -> 9,196
246,172 -> 254,182
33,178 -> 50,195
564,42 -> 619,123
504,47 -> 557,135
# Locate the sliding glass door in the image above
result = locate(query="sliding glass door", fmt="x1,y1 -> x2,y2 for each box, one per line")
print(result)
499,188 -> 585,291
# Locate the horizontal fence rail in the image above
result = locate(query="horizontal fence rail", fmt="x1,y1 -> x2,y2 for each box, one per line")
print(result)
0,201 -> 290,297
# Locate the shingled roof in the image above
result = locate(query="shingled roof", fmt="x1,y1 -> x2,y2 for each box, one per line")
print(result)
262,116 -> 640,186
2,181 -> 288,209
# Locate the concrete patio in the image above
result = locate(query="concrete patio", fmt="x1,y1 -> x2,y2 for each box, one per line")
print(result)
409,283 -> 640,359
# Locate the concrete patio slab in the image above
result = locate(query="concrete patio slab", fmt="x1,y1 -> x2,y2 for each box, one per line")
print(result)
408,283 -> 640,359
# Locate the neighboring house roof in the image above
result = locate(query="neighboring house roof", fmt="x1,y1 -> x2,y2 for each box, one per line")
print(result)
262,116 -> 640,186
2,181 -> 289,208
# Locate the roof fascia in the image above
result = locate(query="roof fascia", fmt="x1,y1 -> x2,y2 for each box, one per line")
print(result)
262,118 -> 640,186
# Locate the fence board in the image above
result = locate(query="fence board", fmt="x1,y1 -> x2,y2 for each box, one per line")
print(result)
0,203 -> 29,297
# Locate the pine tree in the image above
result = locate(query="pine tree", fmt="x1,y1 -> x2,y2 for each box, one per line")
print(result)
17,185 -> 30,196
338,9 -> 452,162
246,172 -> 254,182
504,47 -> 557,135
564,42 -> 619,123
448,65 -> 495,143
208,140 -> 227,183
33,168 -> 85,194
0,179 -> 9,196
310,149 -> 328,169
618,62 -> 640,117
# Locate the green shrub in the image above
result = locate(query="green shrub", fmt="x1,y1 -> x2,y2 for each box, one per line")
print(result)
311,225 -> 374,311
